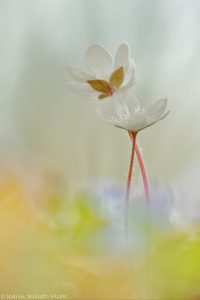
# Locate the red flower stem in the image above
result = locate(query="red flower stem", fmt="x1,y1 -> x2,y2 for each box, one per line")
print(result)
125,132 -> 137,206
128,131 -> 150,204
135,144 -> 150,204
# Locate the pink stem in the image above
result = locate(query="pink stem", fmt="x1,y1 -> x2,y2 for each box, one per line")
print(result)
135,144 -> 150,203
125,132 -> 137,206
128,131 -> 150,204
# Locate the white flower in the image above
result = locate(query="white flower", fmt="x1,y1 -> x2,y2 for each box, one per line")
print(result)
96,92 -> 170,133
66,43 -> 136,99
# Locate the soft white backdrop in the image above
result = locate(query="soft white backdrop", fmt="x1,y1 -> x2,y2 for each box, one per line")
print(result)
0,0 -> 199,192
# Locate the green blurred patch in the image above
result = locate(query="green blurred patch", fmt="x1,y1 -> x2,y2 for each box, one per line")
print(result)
39,192 -> 107,253
149,228 -> 200,299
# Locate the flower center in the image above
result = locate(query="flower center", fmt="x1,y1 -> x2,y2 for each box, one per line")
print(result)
87,66 -> 124,100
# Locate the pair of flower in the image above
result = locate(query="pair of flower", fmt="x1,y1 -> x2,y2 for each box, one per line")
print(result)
66,43 -> 169,204
66,43 -> 169,134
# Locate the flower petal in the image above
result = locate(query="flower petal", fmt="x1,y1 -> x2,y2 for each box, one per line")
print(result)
126,112 -> 148,132
119,77 -> 136,93
114,43 -> 129,70
87,79 -> 111,93
128,58 -> 136,72
112,93 -> 130,120
146,98 -> 168,120
124,61 -> 136,84
125,92 -> 141,114
66,82 -> 97,97
85,44 -> 113,79
66,66 -> 94,82
96,108 -> 120,126
145,110 -> 170,129
98,93 -> 110,99
153,110 -> 170,124
109,67 -> 124,89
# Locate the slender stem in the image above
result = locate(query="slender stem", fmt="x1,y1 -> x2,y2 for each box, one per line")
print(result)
127,132 -> 151,296
128,131 -> 150,204
135,144 -> 150,204
125,132 -> 137,206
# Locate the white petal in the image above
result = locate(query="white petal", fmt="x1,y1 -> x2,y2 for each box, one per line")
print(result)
116,90 -> 140,113
149,110 -> 170,124
123,62 -> 136,84
112,93 -> 130,120
119,77 -> 136,93
67,82 -> 97,97
85,44 -> 113,79
114,43 -> 129,70
125,92 -> 141,114
66,66 -> 94,82
96,108 -> 120,126
126,113 -> 148,132
128,58 -> 136,73
141,110 -> 170,131
146,98 -> 168,120
157,110 -> 170,121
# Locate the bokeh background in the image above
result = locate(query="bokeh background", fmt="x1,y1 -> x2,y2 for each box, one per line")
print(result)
1,1 -> 200,298
0,0 -> 200,196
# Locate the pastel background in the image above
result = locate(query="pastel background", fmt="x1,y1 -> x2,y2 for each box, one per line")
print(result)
0,1 -> 200,298
0,0 -> 199,196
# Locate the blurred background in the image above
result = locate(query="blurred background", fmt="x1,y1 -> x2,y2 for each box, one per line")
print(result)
1,1 -> 200,298
0,0 -> 200,196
